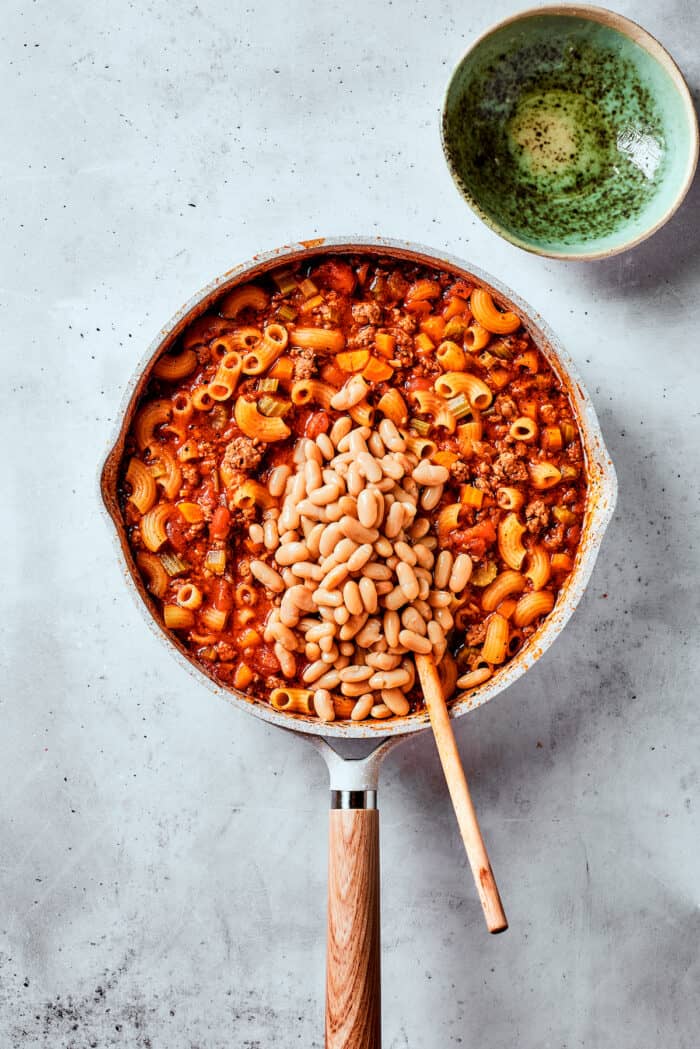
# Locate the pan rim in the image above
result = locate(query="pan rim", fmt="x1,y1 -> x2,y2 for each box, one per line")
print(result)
99,236 -> 618,739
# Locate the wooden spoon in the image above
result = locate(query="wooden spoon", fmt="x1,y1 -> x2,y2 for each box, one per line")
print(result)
415,654 -> 508,934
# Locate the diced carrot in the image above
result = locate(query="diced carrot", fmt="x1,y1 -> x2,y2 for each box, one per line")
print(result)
490,368 -> 511,389
460,484 -> 484,509
520,399 -> 538,420
374,332 -> 396,358
237,628 -> 262,648
515,349 -> 539,372
269,357 -> 294,382
432,450 -> 458,468
496,597 -> 518,618
419,315 -> 445,343
177,501 -> 204,523
542,425 -> 563,451
551,552 -> 574,573
233,662 -> 254,689
414,333 -> 434,355
362,357 -> 394,382
336,349 -> 370,372
443,296 -> 468,320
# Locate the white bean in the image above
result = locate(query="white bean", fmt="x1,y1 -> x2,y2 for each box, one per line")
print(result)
268,464 -> 291,498
359,576 -> 378,613
449,553 -> 473,592
316,433 -> 335,460
343,580 -> 364,616
434,550 -> 453,589
412,461 -> 449,486
398,628 -> 432,654
420,484 -> 443,511
314,689 -> 335,722
274,642 -> 296,678
381,689 -> 410,717
250,560 -> 285,592
351,694 -> 374,721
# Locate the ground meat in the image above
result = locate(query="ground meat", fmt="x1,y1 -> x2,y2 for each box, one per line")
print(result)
539,403 -> 558,425
222,436 -> 263,473
386,307 -> 417,334
465,622 -> 487,646
492,451 -> 528,484
196,344 -> 211,366
386,325 -> 415,367
268,675 -> 287,691
216,641 -> 237,661
352,301 -> 383,325
495,394 -> 517,419
292,346 -> 317,380
474,475 -> 493,496
450,461 -> 471,483
525,498 -> 549,534
543,523 -> 565,551
566,441 -> 582,464
416,354 -> 441,378
181,463 -> 200,486
346,325 -> 377,350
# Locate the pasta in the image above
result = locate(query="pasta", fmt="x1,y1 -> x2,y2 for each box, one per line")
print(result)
119,254 -> 587,720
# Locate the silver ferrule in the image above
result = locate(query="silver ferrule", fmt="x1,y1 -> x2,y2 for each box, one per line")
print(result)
330,789 -> 378,810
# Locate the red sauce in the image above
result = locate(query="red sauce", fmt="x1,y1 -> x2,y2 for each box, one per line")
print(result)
119,254 -> 588,716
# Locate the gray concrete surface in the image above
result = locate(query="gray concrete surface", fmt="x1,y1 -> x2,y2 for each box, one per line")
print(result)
2,1 -> 699,1046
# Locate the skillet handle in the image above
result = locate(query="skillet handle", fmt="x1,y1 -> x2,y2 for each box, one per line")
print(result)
326,793 -> 381,1049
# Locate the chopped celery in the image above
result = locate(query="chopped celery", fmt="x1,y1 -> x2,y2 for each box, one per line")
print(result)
277,303 -> 298,322
258,395 -> 291,418
273,270 -> 297,295
257,377 -> 280,393
204,548 -> 226,575
409,417 -> 431,436
159,552 -> 189,576
446,394 -> 472,420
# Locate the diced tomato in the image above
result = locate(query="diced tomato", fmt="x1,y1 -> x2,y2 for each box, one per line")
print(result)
403,374 -> 435,395
311,259 -> 356,294
213,578 -> 234,612
403,299 -> 431,317
247,643 -> 280,676
448,280 -> 473,299
210,505 -> 231,540
166,514 -> 191,553
305,411 -> 330,438
452,520 -> 497,558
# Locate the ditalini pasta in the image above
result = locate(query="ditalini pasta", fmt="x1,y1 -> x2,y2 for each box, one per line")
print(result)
120,255 -> 588,720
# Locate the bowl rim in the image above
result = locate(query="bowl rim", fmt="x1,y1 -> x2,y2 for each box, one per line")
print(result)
99,236 -> 618,738
440,3 -> 700,261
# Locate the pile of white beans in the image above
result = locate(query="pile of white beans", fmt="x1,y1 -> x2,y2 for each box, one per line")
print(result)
248,416 -> 473,721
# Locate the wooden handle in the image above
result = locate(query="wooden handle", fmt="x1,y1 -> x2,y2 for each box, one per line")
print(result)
416,654 -> 508,934
326,808 -> 381,1049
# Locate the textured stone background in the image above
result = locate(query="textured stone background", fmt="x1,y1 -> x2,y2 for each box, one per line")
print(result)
2,1 -> 699,1046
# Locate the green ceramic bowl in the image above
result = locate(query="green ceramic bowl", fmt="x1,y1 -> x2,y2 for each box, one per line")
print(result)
441,6 -> 699,259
